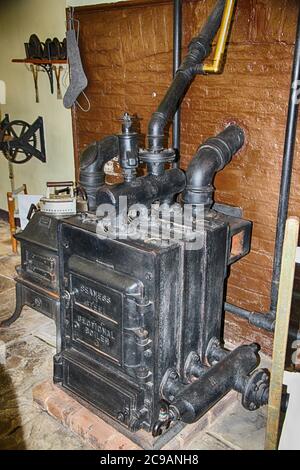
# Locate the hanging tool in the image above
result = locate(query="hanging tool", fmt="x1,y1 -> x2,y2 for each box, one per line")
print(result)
53,65 -> 63,100
30,64 -> 39,103
265,217 -> 300,450
0,116 -> 46,164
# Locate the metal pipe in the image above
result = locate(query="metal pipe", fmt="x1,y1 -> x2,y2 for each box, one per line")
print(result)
270,7 -> 300,314
154,342 -> 270,436
203,0 -> 236,74
96,168 -> 186,212
169,344 -> 259,424
225,302 -> 275,330
79,135 -> 119,212
225,302 -> 300,341
147,0 -> 226,153
172,0 -> 182,167
182,124 -> 245,208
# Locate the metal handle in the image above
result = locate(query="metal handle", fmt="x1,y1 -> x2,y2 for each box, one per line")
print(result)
47,181 -> 74,187
27,203 -> 38,220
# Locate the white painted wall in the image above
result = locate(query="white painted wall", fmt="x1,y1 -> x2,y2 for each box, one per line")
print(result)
0,0 -> 74,210
0,0 -> 130,211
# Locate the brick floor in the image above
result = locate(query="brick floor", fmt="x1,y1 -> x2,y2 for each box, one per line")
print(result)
33,380 -> 141,450
33,379 -> 239,450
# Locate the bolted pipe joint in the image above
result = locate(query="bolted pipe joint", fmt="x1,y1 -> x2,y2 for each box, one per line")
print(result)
166,344 -> 260,425
152,341 -> 270,436
182,124 -> 245,209
178,34 -> 213,77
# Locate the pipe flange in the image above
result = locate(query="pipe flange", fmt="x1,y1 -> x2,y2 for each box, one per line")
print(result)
205,337 -> 221,366
159,368 -> 180,402
242,369 -> 270,411
139,148 -> 176,164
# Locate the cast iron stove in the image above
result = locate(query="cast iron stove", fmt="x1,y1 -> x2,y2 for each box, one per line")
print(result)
53,208 -> 260,435
1,212 -> 60,326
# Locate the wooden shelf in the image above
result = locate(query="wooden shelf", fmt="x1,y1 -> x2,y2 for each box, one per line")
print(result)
12,58 -> 67,64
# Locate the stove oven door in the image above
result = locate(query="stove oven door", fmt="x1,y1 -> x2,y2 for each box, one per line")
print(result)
64,254 -> 144,366
69,273 -> 124,366
22,242 -> 59,292
59,254 -> 147,429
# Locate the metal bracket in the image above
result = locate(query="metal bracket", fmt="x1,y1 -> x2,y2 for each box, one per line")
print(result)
39,63 -> 54,94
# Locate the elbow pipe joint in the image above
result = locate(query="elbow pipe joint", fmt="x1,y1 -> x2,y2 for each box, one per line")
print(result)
147,112 -> 167,152
183,124 -> 245,208
79,135 -> 119,212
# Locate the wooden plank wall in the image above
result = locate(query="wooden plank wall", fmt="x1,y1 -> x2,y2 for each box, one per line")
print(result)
71,0 -> 300,354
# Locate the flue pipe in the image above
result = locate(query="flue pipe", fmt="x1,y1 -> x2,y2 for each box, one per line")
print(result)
147,0 -> 226,154
172,0 -> 182,167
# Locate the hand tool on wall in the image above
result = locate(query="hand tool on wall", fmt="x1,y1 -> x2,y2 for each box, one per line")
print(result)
27,34 -> 43,59
25,35 -> 67,61
0,116 -> 46,164
53,65 -> 63,100
265,216 -> 300,450
30,64 -> 39,103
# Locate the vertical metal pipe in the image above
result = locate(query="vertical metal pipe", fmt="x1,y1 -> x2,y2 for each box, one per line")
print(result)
172,0 -> 182,167
270,8 -> 300,314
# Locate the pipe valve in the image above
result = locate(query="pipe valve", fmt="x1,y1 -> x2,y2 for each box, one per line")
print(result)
118,113 -> 140,182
